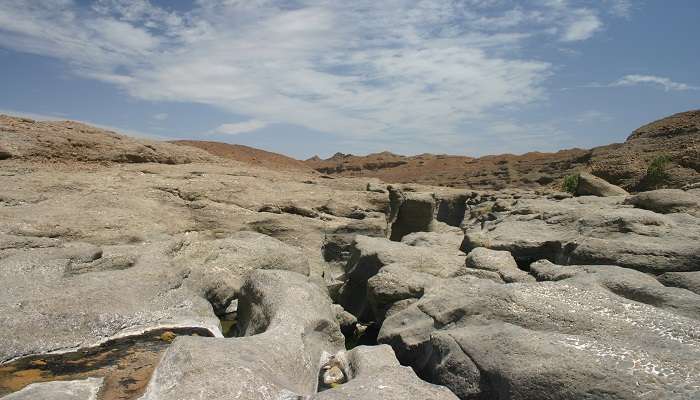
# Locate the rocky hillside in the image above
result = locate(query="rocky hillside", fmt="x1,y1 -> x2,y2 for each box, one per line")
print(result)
306,110 -> 700,191
0,114 -> 699,399
171,140 -> 313,172
0,115 -> 214,164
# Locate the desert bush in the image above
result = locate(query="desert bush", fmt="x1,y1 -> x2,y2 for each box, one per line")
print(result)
562,173 -> 580,194
645,155 -> 671,188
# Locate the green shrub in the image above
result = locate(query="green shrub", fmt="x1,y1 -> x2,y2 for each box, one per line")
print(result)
562,173 -> 580,194
645,155 -> 671,188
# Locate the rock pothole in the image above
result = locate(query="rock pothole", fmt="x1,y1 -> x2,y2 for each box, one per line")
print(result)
0,328 -> 213,400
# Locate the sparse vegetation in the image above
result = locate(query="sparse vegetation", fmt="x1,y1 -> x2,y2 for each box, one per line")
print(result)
645,155 -> 672,188
562,173 -> 580,194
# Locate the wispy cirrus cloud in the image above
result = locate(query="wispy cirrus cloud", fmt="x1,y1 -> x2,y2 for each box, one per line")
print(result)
0,0 -> 629,146
610,74 -> 698,91
211,120 -> 268,136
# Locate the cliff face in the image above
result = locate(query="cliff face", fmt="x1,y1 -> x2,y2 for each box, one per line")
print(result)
305,110 -> 700,191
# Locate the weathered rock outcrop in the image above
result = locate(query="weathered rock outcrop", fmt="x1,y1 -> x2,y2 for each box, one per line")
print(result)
0,115 -> 214,164
625,188 -> 700,216
576,172 -> 629,197
140,269 -> 345,399
658,271 -> 700,295
462,195 -> 700,274
1,378 -> 103,400
3,113 -> 700,399
312,345 -> 458,400
465,247 -> 534,283
336,235 -> 466,320
387,186 -> 436,241
377,266 -> 700,399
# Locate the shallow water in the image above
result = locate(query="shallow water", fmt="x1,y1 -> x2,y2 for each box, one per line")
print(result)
0,327 -> 213,400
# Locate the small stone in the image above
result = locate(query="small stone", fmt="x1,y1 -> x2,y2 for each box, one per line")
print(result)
159,331 -> 176,343
322,365 -> 346,386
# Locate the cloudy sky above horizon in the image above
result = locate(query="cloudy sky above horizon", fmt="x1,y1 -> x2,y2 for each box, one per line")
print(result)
0,0 -> 698,159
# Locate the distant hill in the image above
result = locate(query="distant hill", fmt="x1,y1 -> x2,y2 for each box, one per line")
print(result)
170,140 -> 313,172
305,110 -> 700,191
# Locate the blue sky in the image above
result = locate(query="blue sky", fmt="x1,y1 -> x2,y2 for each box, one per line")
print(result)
0,1 -> 698,159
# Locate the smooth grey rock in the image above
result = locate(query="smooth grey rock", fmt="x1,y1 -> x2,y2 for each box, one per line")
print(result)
140,269 -> 345,400
658,271 -> 700,295
337,235 -> 465,320
465,247 -> 534,283
312,345 -> 458,400
531,260 -> 700,320
625,189 -> 700,216
462,196 -> 700,273
0,231 -> 311,363
1,378 -> 103,400
576,172 -> 629,197
378,276 -> 700,399
173,230 -> 310,313
367,264 -> 437,323
0,239 -> 219,363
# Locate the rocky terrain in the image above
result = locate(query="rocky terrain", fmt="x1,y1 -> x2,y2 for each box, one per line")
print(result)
0,113 -> 699,399
306,110 -> 700,191
170,140 -> 313,172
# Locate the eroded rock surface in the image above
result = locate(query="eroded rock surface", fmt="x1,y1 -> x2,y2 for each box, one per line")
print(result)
1,378 -> 103,400
2,114 -> 700,400
576,172 -> 629,197
378,268 -> 700,399
462,195 -> 700,274
140,269 -> 345,399
312,345 -> 458,400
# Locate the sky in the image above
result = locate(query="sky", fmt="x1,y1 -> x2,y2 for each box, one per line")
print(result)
0,1 -> 698,159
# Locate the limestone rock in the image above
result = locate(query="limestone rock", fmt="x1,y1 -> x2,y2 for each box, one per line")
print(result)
625,189 -> 700,216
658,271 -> 700,295
337,235 -> 465,320
462,195 -> 700,274
140,270 -> 345,400
465,247 -> 534,283
576,172 -> 629,197
1,378 -> 103,400
378,275 -> 700,399
387,186 -> 436,241
312,345 -> 458,400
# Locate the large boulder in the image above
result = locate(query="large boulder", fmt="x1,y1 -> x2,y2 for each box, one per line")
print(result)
625,189 -> 700,217
462,195 -> 700,274
658,271 -> 700,295
336,235 -> 465,320
531,260 -> 700,320
377,270 -> 700,399
465,247 -> 534,283
576,172 -> 629,197
140,269 -> 345,400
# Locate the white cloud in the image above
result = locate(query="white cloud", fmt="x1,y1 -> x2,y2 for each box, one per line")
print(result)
561,9 -> 602,41
152,113 -> 168,120
0,0 -> 626,145
211,120 -> 268,135
611,75 -> 697,91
